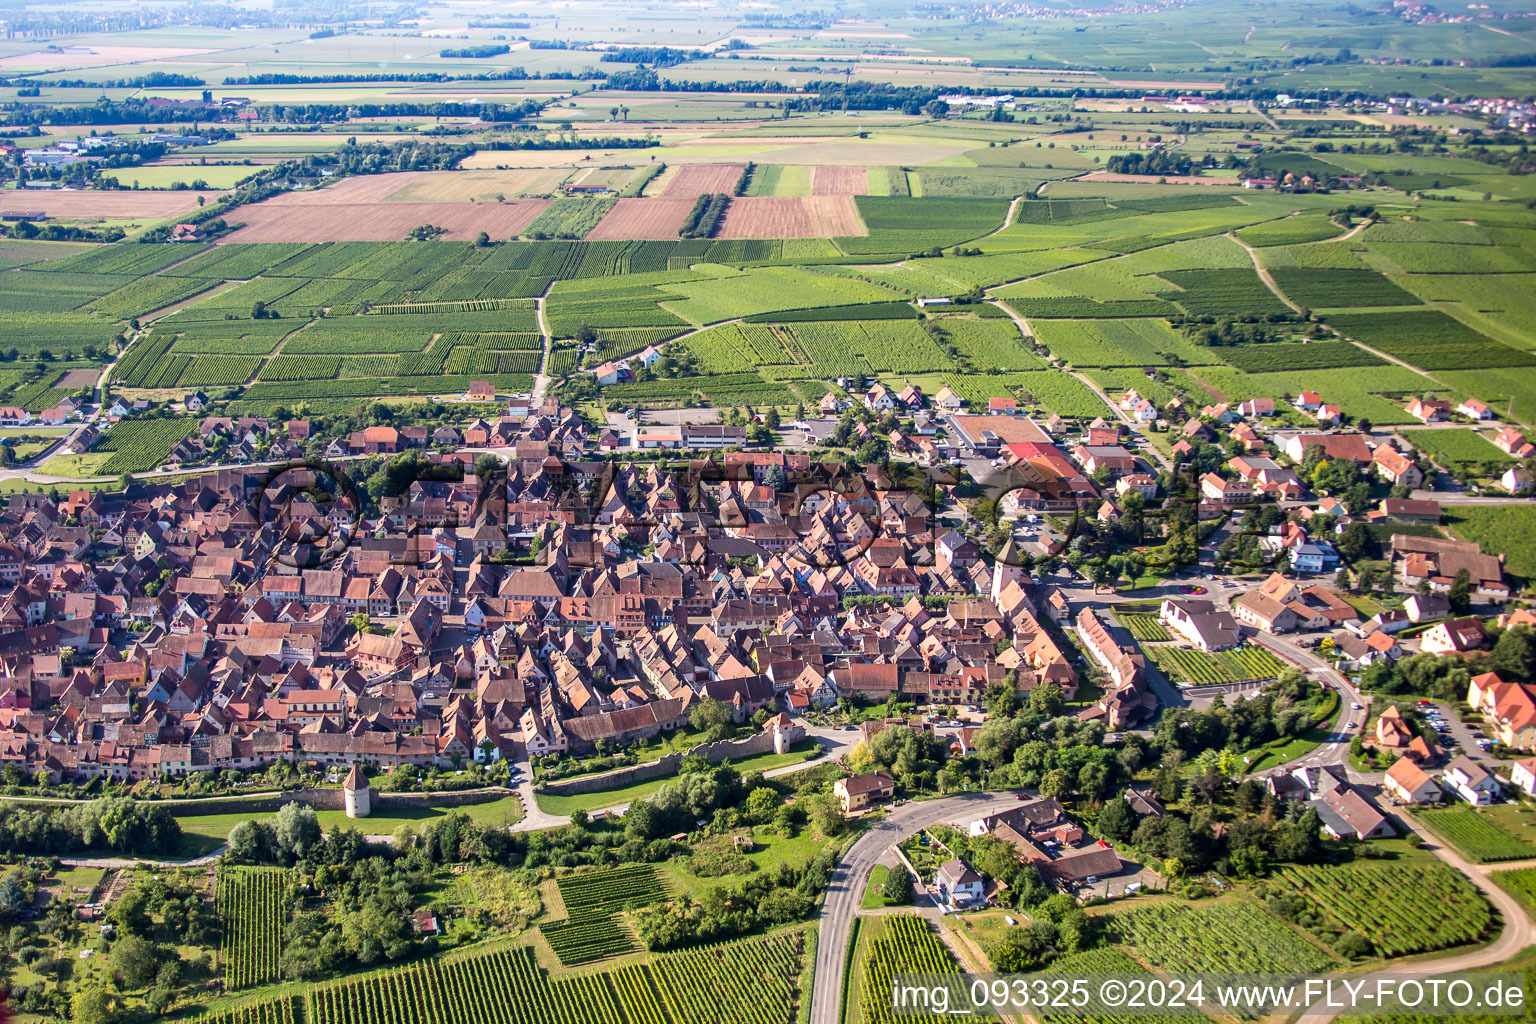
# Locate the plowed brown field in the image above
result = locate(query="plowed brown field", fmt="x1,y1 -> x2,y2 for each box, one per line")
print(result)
810,166 -> 868,196
585,198 -> 697,240
221,199 -> 553,242
714,196 -> 865,239
661,163 -> 746,198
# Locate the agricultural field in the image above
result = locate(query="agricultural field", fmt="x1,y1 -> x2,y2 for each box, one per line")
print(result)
856,915 -> 959,1024
1031,318 -> 1207,368
88,418 -> 200,476
1035,948 -> 1186,1024
1416,805 -> 1536,863
1491,867 -> 1536,916
1273,864 -> 1492,957
537,864 -> 663,965
1400,428 -> 1513,470
1147,644 -> 1290,686
1269,269 -> 1422,309
1326,310 -> 1536,371
218,868 -> 287,991
1109,901 -> 1333,974
305,931 -> 809,1024
1446,506 -> 1536,580
1113,610 -> 1170,642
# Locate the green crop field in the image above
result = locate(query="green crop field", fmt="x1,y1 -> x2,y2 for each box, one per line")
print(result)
218,868 -> 287,990
1447,505 -> 1536,580
1416,805 -> 1536,863
1113,610 -> 1170,642
1273,863 -> 1491,957
1109,901 -> 1332,974
1401,428 -> 1514,469
1147,644 -> 1289,685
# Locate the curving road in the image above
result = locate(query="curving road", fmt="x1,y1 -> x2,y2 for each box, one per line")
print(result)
808,792 -> 1024,1024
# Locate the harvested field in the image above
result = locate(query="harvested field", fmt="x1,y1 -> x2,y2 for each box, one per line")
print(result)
586,199 -> 697,240
222,199 -> 553,242
57,369 -> 98,388
714,196 -> 866,239
265,175 -> 428,204
662,163 -> 747,198
2,190 -> 228,219
811,166 -> 869,196
384,169 -> 571,201
0,45 -> 215,69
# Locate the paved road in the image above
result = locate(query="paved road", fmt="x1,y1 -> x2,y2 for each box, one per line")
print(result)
60,846 -> 228,869
1251,633 -> 1368,778
809,792 -> 1023,1024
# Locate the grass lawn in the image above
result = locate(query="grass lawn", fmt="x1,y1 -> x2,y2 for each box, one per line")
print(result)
38,452 -> 112,477
860,865 -> 894,909
123,164 -> 265,189
1447,505 -> 1536,581
1341,593 -> 1388,617
173,794 -> 527,853
1242,692 -> 1343,774
534,743 -> 816,817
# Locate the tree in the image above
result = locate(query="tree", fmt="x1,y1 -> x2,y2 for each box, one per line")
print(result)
923,98 -> 950,118
744,787 -> 779,824
1027,681 -> 1064,716
1097,795 -> 1135,843
688,696 -> 734,741
1448,568 -> 1473,614
474,231 -> 490,247
108,934 -> 163,990
72,987 -> 114,1024
570,809 -> 589,829
989,927 -> 1045,971
274,802 -> 322,860
764,407 -> 780,430
1040,768 -> 1072,798
250,299 -> 269,319
804,793 -> 844,838
884,867 -> 913,905
1488,625 -> 1536,682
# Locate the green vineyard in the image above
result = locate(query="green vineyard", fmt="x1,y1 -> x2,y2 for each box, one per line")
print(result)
198,995 -> 304,1024
1274,864 -> 1491,956
859,915 -> 959,1024
537,864 -> 663,965
1416,806 -> 1536,863
301,931 -> 807,1024
218,868 -> 287,991
1147,644 -> 1288,685
1109,901 -> 1333,974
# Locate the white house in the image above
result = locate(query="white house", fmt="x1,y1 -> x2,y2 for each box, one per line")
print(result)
1458,399 -> 1493,420
1510,757 -> 1536,798
1442,755 -> 1501,805
935,859 -> 985,906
